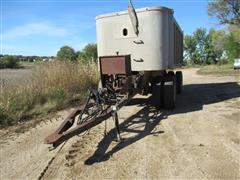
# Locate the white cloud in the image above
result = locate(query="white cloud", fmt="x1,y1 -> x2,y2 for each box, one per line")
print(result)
1,23 -> 93,55
2,43 -> 57,56
3,22 -> 67,39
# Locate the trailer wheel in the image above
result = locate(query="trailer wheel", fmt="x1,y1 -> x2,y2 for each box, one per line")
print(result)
151,77 -> 164,108
163,74 -> 176,109
175,71 -> 183,94
168,71 -> 174,76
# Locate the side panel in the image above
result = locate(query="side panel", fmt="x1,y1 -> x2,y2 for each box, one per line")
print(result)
173,18 -> 183,66
96,9 -> 183,71
168,13 -> 174,69
97,10 -> 170,71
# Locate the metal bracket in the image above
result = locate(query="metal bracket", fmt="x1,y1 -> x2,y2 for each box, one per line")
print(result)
111,106 -> 122,142
133,40 -> 144,44
133,58 -> 144,62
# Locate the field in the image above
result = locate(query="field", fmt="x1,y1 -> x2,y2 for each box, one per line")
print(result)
0,66 -> 35,86
0,62 -> 98,125
0,68 -> 239,179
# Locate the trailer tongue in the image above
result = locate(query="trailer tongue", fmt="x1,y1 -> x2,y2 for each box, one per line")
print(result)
45,84 -> 137,148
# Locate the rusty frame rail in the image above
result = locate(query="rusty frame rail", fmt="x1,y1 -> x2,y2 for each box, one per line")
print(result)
44,91 -> 135,148
44,105 -> 112,147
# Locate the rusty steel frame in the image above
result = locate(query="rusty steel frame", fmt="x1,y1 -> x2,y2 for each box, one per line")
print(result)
44,92 -> 135,148
45,55 -> 136,148
44,105 -> 112,147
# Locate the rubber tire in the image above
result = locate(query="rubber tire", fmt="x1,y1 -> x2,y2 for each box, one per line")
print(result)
163,74 -> 176,109
168,71 -> 174,76
151,82 -> 164,108
175,71 -> 183,94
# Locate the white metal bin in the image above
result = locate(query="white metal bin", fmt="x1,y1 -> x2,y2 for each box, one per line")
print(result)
96,6 -> 183,71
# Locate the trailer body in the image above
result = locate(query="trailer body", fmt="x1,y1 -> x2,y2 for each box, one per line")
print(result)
96,6 -> 183,71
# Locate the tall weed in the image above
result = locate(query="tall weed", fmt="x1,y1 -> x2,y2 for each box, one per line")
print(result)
0,61 -> 99,126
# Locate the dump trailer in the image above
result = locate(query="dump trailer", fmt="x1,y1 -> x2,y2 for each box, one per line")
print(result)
45,5 -> 183,148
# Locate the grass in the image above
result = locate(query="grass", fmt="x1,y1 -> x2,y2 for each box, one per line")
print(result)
19,61 -> 45,66
197,63 -> 240,76
0,61 -> 99,126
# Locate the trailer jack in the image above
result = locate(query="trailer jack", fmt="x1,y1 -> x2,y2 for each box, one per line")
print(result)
112,107 -> 122,142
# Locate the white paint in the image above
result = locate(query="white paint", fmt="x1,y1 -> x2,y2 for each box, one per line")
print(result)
96,6 -> 183,71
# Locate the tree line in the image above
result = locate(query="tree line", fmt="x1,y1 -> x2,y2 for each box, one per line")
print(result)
0,55 -> 18,69
1,0 -> 239,68
184,0 -> 240,65
0,43 -> 97,69
56,43 -> 97,63
0,55 -> 55,69
184,26 -> 240,65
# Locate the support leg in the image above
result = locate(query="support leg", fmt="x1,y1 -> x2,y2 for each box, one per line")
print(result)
112,109 -> 122,142
104,120 -> 107,136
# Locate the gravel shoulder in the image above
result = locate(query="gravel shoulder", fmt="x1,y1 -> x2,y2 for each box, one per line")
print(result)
0,68 -> 239,179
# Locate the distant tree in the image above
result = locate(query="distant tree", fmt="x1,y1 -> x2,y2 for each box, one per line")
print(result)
209,29 -> 226,51
193,28 -> 208,63
184,28 -> 220,65
76,51 -> 87,62
56,46 -> 77,61
83,43 -> 97,62
209,29 -> 226,60
228,24 -> 240,42
184,35 -> 198,64
204,34 -> 218,64
0,58 -> 5,69
224,25 -> 240,62
0,55 -> 18,69
208,0 -> 240,26
77,43 -> 97,63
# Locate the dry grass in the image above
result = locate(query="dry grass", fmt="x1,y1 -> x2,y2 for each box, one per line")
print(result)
0,61 -> 99,126
197,63 -> 240,76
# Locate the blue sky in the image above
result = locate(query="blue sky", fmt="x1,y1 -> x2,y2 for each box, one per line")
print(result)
1,0 -> 220,56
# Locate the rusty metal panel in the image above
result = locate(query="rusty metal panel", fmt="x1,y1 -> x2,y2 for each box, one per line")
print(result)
100,55 -> 131,75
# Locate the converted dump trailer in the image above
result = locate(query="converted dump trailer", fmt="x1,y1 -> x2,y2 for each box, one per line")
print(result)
45,5 -> 184,148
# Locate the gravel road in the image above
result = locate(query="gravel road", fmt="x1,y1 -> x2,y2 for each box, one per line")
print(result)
0,68 -> 239,179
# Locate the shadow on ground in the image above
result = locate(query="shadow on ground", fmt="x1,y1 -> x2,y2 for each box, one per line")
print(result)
85,82 -> 240,165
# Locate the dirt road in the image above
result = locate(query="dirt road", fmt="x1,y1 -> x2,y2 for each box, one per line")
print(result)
0,68 -> 239,179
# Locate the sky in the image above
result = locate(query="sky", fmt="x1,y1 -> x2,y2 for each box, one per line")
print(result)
1,0 -> 220,56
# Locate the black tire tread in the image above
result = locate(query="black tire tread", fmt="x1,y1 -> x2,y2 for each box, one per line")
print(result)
175,71 -> 183,94
163,74 -> 176,109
